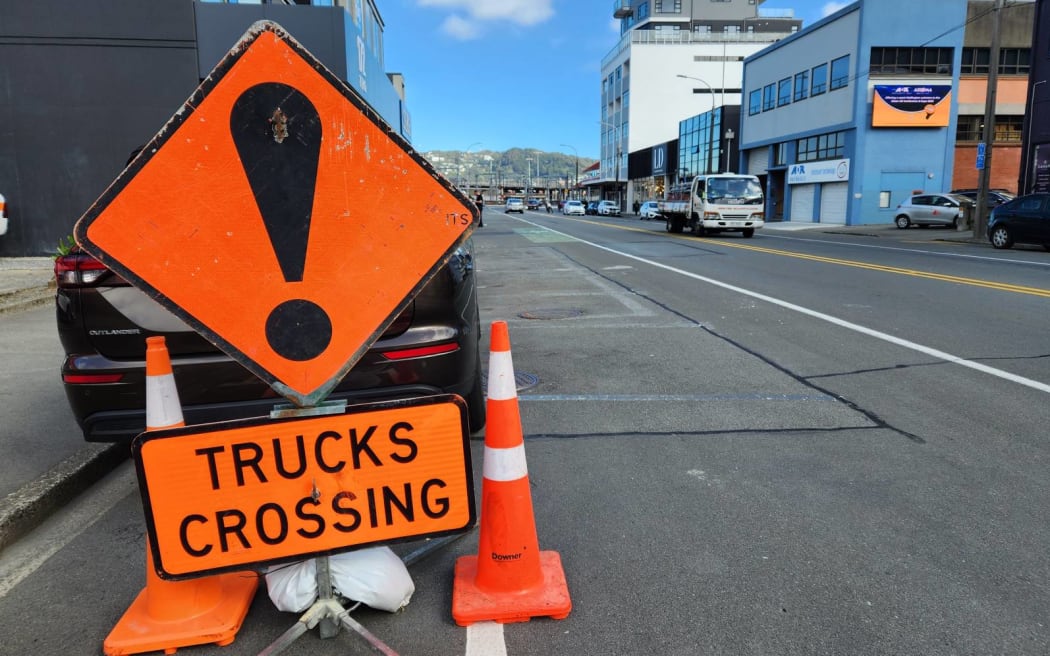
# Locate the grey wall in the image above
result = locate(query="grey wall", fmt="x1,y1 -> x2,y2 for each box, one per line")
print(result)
0,0 -> 200,256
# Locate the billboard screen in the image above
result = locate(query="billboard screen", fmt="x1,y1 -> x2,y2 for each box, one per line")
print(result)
872,85 -> 952,127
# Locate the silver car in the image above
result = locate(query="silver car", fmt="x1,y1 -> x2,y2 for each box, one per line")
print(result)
894,193 -> 967,229
639,201 -> 660,220
505,197 -> 524,213
562,200 -> 585,216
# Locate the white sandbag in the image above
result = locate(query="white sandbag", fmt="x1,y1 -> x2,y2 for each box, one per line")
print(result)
329,547 -> 415,613
265,547 -> 415,614
265,558 -> 318,613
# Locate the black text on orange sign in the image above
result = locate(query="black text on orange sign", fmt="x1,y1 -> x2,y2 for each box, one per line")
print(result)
133,396 -> 475,579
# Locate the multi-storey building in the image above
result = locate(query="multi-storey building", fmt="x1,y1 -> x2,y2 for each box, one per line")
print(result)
0,0 -> 410,257
953,0 -> 1036,193
1018,0 -> 1047,194
594,0 -> 800,210
740,0 -> 1034,226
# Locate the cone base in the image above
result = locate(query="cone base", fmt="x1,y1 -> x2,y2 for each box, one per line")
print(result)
103,572 -> 258,656
451,551 -> 571,626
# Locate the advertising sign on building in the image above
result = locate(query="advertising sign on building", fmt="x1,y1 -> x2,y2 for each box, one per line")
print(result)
872,85 -> 952,127
787,159 -> 850,185
652,144 -> 667,176
1034,143 -> 1050,193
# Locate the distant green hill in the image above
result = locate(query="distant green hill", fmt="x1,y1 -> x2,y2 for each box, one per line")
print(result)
422,147 -> 597,189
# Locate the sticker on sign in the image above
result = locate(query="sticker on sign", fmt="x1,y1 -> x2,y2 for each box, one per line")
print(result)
133,395 -> 475,579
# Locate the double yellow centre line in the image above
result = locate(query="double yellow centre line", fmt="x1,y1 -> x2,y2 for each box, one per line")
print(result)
710,240 -> 1050,298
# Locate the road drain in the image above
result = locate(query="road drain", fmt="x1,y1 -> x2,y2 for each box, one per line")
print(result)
481,371 -> 539,393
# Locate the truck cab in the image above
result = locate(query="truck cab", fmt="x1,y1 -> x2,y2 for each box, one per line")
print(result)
658,174 -> 764,237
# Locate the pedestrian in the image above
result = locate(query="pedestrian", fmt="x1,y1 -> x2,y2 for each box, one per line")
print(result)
545,199 -> 552,214
474,192 -> 484,227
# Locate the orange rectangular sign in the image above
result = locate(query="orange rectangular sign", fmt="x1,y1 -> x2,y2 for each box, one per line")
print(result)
133,395 -> 475,578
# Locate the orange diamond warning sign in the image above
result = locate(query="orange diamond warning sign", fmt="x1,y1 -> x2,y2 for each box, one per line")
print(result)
74,21 -> 477,406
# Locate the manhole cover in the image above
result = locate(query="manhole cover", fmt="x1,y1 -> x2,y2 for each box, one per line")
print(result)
517,308 -> 584,320
481,371 -> 539,393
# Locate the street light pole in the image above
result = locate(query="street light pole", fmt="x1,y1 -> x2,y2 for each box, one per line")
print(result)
526,157 -> 534,200
676,74 -> 716,175
560,143 -> 579,200
462,142 -> 481,192
598,120 -> 621,208
725,128 -> 735,173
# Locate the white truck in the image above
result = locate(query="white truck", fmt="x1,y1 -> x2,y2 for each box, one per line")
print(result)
657,174 -> 765,237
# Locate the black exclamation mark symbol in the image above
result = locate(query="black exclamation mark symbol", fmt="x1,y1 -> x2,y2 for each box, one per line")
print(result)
231,82 -> 332,362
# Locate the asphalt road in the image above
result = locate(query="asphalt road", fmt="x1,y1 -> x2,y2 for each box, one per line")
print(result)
2,211 -> 1049,655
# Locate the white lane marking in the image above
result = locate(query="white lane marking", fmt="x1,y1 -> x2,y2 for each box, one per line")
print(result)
0,462 -> 137,597
515,217 -> 1050,395
466,621 -> 508,656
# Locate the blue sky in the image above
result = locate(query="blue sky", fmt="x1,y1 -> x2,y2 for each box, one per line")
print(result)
379,1 -> 850,159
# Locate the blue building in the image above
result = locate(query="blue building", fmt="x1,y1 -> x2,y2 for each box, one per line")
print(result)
740,1 -> 969,224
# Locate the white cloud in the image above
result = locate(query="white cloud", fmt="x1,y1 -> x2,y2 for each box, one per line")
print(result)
440,15 -> 480,40
418,0 -> 555,27
821,2 -> 850,17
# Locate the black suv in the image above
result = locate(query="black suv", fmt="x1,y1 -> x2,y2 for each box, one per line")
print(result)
55,244 -> 485,442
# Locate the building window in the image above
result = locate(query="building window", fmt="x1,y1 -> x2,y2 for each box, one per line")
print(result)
749,89 -> 762,116
655,0 -> 683,12
879,191 -> 891,208
870,47 -> 953,75
830,55 -> 850,90
793,70 -> 808,101
955,115 -> 1024,142
762,83 -> 775,111
811,63 -> 827,95
777,78 -> 792,106
774,142 -> 787,166
961,47 -> 1031,75
796,131 -> 846,163
638,2 -> 649,19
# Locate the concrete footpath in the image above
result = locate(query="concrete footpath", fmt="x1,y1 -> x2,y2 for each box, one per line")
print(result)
0,222 -> 982,553
0,257 -> 129,553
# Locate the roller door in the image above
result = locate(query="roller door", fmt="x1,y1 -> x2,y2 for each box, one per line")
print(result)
747,149 -> 767,175
818,182 -> 848,224
789,184 -> 815,222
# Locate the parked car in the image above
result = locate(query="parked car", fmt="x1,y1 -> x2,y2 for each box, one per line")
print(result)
987,193 -> 1050,250
950,188 -> 1016,210
526,198 -> 543,211
562,200 -> 585,216
894,193 -> 967,229
597,200 -> 621,216
505,197 -> 524,213
639,201 -> 660,220
54,242 -> 485,442
585,201 -> 599,215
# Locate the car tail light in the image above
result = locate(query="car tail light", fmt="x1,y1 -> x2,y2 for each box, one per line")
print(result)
380,342 -> 459,361
62,372 -> 124,384
54,251 -> 111,288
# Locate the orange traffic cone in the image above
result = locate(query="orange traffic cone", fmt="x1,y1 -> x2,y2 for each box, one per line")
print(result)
451,321 -> 571,626
104,336 -> 259,655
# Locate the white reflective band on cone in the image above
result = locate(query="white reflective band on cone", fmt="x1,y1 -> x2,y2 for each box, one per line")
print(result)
146,375 -> 184,428
482,445 -> 528,482
487,351 -> 517,401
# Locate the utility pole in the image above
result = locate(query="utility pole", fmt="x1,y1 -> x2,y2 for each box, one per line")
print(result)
560,144 -> 579,199
975,0 -> 1004,239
